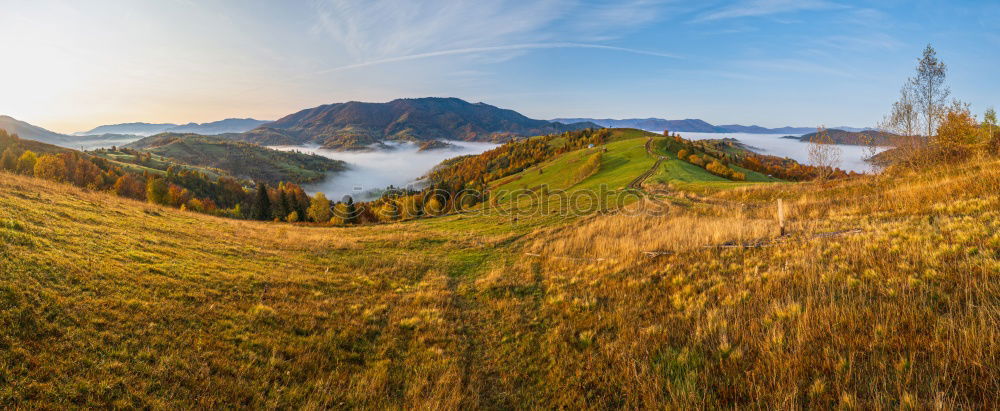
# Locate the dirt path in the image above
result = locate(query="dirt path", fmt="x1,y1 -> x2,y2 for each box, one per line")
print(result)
626,137 -> 665,190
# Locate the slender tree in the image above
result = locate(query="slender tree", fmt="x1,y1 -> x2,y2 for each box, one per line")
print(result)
983,107 -> 997,139
910,44 -> 950,137
879,85 -> 921,138
807,127 -> 842,180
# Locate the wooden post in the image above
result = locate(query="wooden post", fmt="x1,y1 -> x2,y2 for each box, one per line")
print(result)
777,199 -> 785,236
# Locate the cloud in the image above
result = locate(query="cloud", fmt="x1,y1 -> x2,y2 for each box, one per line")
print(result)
740,58 -> 854,78
309,0 -> 675,60
814,33 -> 902,52
694,0 -> 844,22
310,42 -> 681,74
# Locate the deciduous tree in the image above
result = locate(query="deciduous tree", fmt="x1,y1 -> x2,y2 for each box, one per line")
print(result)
911,44 -> 950,137
306,192 -> 332,223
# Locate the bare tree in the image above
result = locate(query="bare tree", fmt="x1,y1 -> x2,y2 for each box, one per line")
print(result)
878,85 -> 921,138
911,44 -> 950,137
808,127 -> 842,180
859,133 -> 883,174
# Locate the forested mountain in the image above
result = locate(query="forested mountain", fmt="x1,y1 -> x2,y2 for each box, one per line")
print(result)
229,97 -> 599,150
126,133 -> 345,184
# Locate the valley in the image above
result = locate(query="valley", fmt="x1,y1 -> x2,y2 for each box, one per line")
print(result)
4,5 -> 998,407
2,128 -> 997,407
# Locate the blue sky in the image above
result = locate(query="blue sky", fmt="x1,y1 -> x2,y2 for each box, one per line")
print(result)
1,0 -> 998,133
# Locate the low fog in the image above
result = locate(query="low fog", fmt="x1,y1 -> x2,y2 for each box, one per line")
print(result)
675,132 -> 888,173
271,141 -> 498,201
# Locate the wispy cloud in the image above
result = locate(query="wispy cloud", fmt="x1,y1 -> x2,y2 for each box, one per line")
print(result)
309,0 -> 676,62
814,33 -> 902,53
740,58 -> 854,78
694,0 -> 844,22
310,42 -> 682,74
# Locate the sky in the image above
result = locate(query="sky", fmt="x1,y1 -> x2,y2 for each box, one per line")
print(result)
1,0 -> 998,134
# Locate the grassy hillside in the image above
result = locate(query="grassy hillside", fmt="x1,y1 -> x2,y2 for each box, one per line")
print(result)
125,134 -> 346,184
2,143 -> 998,408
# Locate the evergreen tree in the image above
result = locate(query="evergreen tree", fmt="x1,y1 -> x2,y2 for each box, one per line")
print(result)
254,182 -> 271,221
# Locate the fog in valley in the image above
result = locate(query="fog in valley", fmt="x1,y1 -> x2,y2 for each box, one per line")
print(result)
271,141 -> 498,201
674,132 -> 888,173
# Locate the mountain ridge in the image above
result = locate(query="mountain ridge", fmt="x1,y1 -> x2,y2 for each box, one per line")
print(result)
74,118 -> 269,137
552,117 -> 872,135
229,97 -> 600,150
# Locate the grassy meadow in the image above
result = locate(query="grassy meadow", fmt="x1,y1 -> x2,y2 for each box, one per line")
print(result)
1,133 -> 998,408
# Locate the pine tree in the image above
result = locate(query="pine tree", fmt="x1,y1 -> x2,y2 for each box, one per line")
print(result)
254,182 -> 272,221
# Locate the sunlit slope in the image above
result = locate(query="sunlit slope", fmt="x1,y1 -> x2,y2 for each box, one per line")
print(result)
0,172 -> 512,408
2,154 -> 999,407
648,136 -> 782,190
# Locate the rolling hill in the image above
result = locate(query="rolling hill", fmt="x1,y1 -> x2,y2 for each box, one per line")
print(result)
231,97 -> 600,150
124,133 -> 346,184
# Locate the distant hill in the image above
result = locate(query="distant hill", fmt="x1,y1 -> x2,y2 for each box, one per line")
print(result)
790,129 -> 914,146
0,129 -> 74,155
0,115 -> 151,149
0,115 -> 75,145
126,133 -> 346,184
75,118 -> 269,137
230,97 -> 600,150
552,117 -> 869,135
74,122 -> 177,137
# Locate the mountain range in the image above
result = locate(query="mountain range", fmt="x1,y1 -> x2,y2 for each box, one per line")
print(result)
229,97 -> 598,150
74,118 -> 269,137
551,118 -> 871,135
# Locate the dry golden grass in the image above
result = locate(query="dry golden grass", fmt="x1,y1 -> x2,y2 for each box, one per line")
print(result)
2,154 -> 999,408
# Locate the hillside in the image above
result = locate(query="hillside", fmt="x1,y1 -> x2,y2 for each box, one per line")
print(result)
0,115 -> 74,145
125,133 -> 346,184
0,129 -> 73,155
1,137 -> 997,407
232,97 -> 599,150
792,128 -> 915,146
